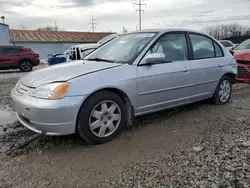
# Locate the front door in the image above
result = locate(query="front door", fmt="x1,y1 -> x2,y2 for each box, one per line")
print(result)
136,32 -> 194,115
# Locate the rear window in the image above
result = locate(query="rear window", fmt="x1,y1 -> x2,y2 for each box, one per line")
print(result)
220,41 -> 233,47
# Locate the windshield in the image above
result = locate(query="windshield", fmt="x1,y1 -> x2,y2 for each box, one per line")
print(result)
98,34 -> 118,44
85,32 -> 157,64
234,39 -> 250,51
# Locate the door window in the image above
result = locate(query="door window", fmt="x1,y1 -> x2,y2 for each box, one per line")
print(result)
2,48 -> 23,54
148,33 -> 188,62
214,42 -> 223,57
190,34 -> 215,59
0,48 -> 4,54
13,48 -> 24,53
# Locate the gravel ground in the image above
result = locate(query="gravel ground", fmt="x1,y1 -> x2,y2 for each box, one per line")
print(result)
0,64 -> 45,80
0,73 -> 250,188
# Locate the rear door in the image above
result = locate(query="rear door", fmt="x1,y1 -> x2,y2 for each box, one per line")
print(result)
187,33 -> 225,101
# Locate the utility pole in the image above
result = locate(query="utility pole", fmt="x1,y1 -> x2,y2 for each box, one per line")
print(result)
54,21 -> 58,31
134,0 -> 146,31
122,26 -> 128,33
89,16 -> 97,32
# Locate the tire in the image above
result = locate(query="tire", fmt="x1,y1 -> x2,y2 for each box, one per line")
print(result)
212,76 -> 232,105
19,60 -> 33,72
76,91 -> 127,144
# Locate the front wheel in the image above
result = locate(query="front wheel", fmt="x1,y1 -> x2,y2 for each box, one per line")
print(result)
76,91 -> 126,144
212,76 -> 232,104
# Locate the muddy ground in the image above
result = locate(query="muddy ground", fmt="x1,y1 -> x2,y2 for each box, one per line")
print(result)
0,69 -> 250,188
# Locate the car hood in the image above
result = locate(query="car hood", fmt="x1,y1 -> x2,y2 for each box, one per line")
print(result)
233,49 -> 250,61
20,60 -> 122,87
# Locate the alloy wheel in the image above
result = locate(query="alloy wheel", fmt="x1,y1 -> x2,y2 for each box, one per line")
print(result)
219,79 -> 231,103
89,100 -> 121,138
20,61 -> 32,72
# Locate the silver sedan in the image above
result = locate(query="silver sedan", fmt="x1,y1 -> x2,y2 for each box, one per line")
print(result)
11,29 -> 237,144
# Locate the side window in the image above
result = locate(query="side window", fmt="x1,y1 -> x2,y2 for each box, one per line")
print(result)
3,48 -> 15,54
190,34 -> 215,59
13,48 -> 24,53
0,48 -> 3,54
148,33 -> 188,62
214,42 -> 223,57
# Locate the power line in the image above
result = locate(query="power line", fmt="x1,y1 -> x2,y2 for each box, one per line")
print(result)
89,16 -> 97,32
134,0 -> 146,31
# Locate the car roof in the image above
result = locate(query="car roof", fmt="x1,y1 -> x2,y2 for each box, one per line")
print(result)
129,28 -> 207,34
70,43 -> 100,49
0,46 -> 24,48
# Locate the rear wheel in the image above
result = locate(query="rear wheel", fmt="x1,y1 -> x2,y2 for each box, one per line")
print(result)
19,60 -> 33,72
76,91 -> 126,144
212,76 -> 232,104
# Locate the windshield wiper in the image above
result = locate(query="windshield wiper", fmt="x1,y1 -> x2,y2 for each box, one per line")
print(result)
85,58 -> 115,63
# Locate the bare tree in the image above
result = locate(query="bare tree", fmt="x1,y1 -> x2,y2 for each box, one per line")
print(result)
36,22 -> 60,31
203,23 -> 250,39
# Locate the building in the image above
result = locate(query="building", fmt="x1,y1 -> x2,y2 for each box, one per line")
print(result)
0,23 -> 113,60
0,23 -> 11,45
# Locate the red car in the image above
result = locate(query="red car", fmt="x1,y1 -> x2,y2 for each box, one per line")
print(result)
233,39 -> 250,83
0,46 -> 40,72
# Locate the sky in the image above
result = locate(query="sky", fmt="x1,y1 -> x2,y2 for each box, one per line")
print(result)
1,0 -> 250,33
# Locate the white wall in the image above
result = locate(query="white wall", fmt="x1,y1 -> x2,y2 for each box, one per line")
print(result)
0,23 -> 12,45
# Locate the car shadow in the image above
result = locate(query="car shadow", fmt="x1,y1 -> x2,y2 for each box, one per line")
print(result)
0,70 -> 23,74
30,101 -> 209,150
4,100 -> 212,156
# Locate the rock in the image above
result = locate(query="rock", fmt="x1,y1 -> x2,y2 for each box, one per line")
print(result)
239,141 -> 250,148
192,146 -> 204,153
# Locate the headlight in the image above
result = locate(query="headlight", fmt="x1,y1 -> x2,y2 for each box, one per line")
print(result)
30,82 -> 69,99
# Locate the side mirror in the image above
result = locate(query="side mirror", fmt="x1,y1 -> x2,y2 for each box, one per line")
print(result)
140,53 -> 166,66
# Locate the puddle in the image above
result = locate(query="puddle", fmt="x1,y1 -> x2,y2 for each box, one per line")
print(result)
0,110 -> 17,125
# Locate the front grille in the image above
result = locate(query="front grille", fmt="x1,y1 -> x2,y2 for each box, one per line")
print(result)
15,82 -> 33,96
237,60 -> 250,65
237,66 -> 248,78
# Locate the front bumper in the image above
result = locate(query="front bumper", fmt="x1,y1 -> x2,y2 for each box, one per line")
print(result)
237,63 -> 250,83
11,88 -> 85,136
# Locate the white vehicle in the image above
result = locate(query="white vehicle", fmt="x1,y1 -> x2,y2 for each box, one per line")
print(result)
65,43 -> 100,61
219,40 -> 236,50
65,34 -> 119,61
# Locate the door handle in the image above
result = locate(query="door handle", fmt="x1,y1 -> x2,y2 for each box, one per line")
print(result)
182,68 -> 191,72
